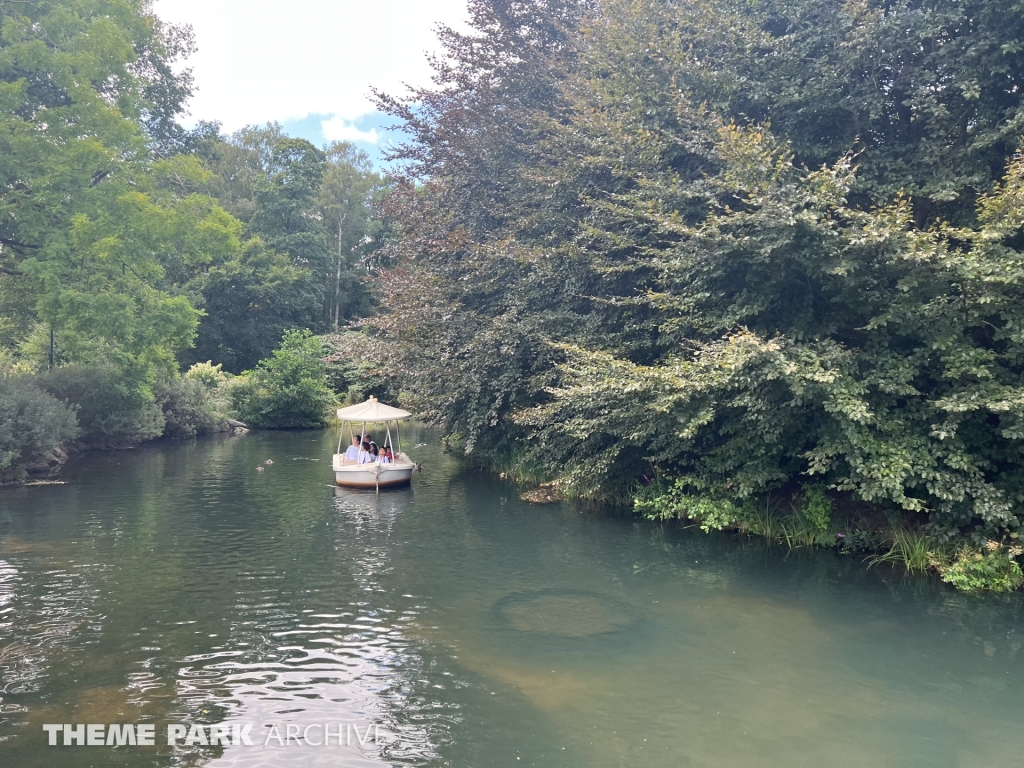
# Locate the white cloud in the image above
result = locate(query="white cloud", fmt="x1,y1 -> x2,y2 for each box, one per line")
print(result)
321,116 -> 380,144
154,0 -> 469,130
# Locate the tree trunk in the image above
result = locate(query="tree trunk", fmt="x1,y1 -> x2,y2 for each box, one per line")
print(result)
334,210 -> 347,329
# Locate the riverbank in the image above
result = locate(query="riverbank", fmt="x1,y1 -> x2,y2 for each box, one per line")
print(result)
649,492 -> 1024,594
496,456 -> 1024,593
0,331 -> 344,487
0,422 -> 250,489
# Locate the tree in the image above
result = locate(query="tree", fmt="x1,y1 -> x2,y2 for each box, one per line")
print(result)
183,238 -> 315,372
229,329 -> 335,428
178,128 -> 389,369
0,0 -> 238,380
368,0 -> 597,457
371,0 -> 1024,542
319,142 -> 383,327
194,128 -> 387,347
190,121 -> 287,222
751,0 -> 1024,223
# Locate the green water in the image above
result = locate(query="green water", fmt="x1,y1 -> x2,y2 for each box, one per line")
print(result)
2,428 -> 1024,767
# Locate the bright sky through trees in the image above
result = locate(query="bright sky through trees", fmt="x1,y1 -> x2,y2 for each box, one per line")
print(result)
154,0 -> 469,142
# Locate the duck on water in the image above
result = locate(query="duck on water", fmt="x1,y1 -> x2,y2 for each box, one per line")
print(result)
332,397 -> 416,490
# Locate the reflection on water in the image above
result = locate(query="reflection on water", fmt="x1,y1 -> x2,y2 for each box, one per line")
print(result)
2,428 -> 1024,767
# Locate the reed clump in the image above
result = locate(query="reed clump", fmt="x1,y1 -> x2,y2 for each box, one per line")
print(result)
866,528 -> 945,574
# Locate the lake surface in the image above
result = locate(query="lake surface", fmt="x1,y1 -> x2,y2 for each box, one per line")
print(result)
3,428 -> 1024,767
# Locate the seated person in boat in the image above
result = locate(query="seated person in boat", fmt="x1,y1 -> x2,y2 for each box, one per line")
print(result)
344,436 -> 361,462
379,446 -> 393,464
357,441 -> 374,464
369,444 -> 380,461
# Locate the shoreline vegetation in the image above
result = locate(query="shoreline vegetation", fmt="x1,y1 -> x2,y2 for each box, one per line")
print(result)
0,329 -> 383,483
360,0 -> 1024,593
4,0 -> 1024,592
511,470 -> 1024,593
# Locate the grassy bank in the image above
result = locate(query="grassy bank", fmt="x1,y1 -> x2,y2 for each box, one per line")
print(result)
634,485 -> 1024,593
478,449 -> 1024,594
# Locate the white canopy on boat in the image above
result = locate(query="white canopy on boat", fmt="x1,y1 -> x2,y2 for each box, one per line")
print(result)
336,396 -> 412,422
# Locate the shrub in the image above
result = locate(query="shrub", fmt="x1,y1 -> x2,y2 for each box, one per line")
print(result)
0,378 -> 79,481
0,348 -> 35,377
184,360 -> 228,390
940,544 -> 1024,592
800,486 -> 833,533
634,479 -> 752,532
229,329 -> 335,428
37,365 -> 165,448
154,376 -> 224,439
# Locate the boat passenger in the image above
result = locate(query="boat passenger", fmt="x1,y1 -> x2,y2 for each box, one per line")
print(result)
370,444 -> 380,461
344,436 -> 360,462
379,447 -> 392,464
357,441 -> 373,464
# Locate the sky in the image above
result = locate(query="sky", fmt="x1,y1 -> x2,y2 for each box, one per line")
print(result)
153,0 -> 470,165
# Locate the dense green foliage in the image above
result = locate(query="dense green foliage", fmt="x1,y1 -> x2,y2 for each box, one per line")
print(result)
0,0 -> 236,379
0,0 -> 387,468
153,375 -> 224,439
37,365 -> 166,448
323,332 -> 400,406
371,0 -> 1024,570
0,0 -> 237,455
183,236 -> 314,373
228,330 -> 335,429
183,125 -> 386,371
0,378 -> 78,480
941,544 -> 1024,591
184,360 -> 229,389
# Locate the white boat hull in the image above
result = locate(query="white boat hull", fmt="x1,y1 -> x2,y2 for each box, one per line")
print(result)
333,454 -> 414,489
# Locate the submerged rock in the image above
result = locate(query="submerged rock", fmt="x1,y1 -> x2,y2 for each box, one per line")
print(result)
519,484 -> 562,504
494,589 -> 637,637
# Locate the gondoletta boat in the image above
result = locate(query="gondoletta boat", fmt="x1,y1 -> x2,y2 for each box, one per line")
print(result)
332,397 -> 415,489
